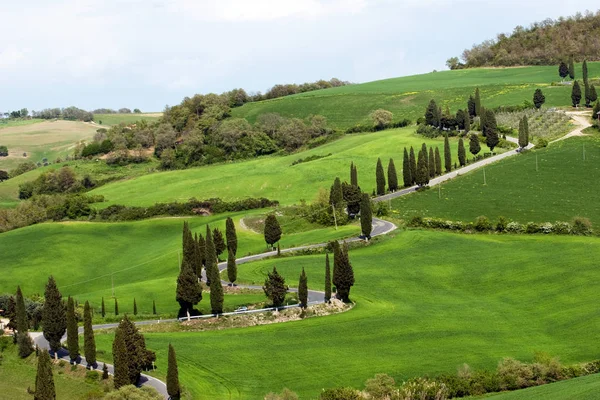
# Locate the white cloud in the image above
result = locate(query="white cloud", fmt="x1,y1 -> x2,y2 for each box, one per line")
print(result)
0,47 -> 27,69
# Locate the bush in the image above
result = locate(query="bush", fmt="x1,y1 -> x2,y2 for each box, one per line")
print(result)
525,222 -> 541,234
319,387 -> 361,400
398,377 -> 449,400
571,217 -> 592,235
264,388 -> 298,400
474,216 -> 492,232
496,216 -> 508,232
497,357 -> 535,390
85,370 -> 100,383
540,222 -> 553,234
535,137 -> 548,148
375,202 -> 389,217
365,374 -> 396,399
553,221 -> 572,234
506,221 -> 524,233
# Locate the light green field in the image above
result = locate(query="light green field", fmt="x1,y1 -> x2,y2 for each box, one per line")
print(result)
93,230 -> 600,398
90,127 -> 486,208
0,118 -> 45,129
233,63 -> 600,129
93,113 -> 162,126
0,213 -> 358,317
481,373 -> 600,399
392,136 -> 600,225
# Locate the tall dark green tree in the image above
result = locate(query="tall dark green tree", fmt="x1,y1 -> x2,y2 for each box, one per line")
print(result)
428,147 -> 435,178
167,344 -> 181,399
197,233 -> 206,276
16,286 -> 33,358
469,134 -> 481,156
402,148 -> 411,187
176,254 -> 202,317
569,56 -> 575,80
298,268 -> 308,309
474,88 -> 481,116
264,214 -> 282,248
360,193 -> 372,239
152,300 -> 157,315
206,228 -> 223,314
457,138 -> 466,167
101,297 -> 105,318
83,301 -> 96,369
332,241 -> 354,302
112,316 -> 156,388
533,88 -> 546,109
350,162 -> 358,187
375,158 -> 386,195
329,176 -> 344,210
572,80 -> 582,107
467,95 -> 476,117
425,99 -> 440,127
225,217 -> 237,257
387,158 -> 398,192
181,222 -> 195,271
133,298 -> 138,315
464,112 -> 471,133
263,267 -> 288,307
415,149 -> 429,186
114,298 -> 119,316
227,248 -> 237,285
42,276 -> 66,358
66,296 -> 79,363
212,228 -> 226,259
444,133 -> 452,172
409,146 -> 417,185
518,116 -> 529,148
483,110 -> 499,151
434,147 -> 442,176
421,143 -> 428,168
112,326 -> 129,389
324,253 -> 332,302
205,226 -> 216,285
589,85 -> 598,106
34,350 -> 55,400
559,61 -> 569,81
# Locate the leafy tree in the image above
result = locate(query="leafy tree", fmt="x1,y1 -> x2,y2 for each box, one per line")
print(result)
375,158 -> 385,195
264,214 -> 282,248
42,276 -> 66,357
360,193 -> 372,239
572,80 -> 582,107
115,298 -> 119,316
559,61 -> 569,80
329,177 -> 344,210
16,286 -> 33,358
263,267 -> 288,307
415,149 -> 429,186
425,99 -> 440,127
434,147 -> 442,176
167,344 -> 181,399
324,253 -> 332,302
428,147 -> 435,178
467,95 -> 476,117
227,248 -> 237,285
533,89 -> 546,109
0,170 -> 9,182
569,57 -> 575,80
332,242 -> 354,302
483,110 -> 499,151
458,138 -> 466,167
83,301 -> 96,368
225,217 -> 237,257
409,146 -> 417,185
101,297 -> 105,318
34,350 -> 55,400
298,268 -> 308,308
474,88 -> 481,116
112,316 -> 156,388
176,257 -> 202,318
370,109 -> 393,130
387,158 -> 398,192
469,134 -> 481,156
444,133 -> 452,172
212,227 -> 226,259
350,162 -> 358,187
402,148 -> 411,187
342,182 -> 361,216
66,296 -> 79,363
133,298 -> 138,315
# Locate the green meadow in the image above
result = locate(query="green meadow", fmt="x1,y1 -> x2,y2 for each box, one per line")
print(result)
92,230 -> 600,398
392,136 -> 600,225
233,63 -> 600,129
481,373 -> 600,399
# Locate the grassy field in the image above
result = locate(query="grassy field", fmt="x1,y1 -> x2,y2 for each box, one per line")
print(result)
391,136 -> 600,225
232,63 -> 600,129
0,213 -> 358,317
90,127 -> 487,207
0,120 -> 98,171
92,230 -> 600,398
481,373 -> 600,399
93,113 -> 162,126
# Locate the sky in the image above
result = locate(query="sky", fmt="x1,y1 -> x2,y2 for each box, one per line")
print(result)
0,0 -> 593,112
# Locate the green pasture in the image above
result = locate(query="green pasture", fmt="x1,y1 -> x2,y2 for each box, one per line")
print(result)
481,373 -> 600,399
392,136 -> 600,225
232,63 -> 600,129
94,230 -> 600,398
93,113 -> 161,126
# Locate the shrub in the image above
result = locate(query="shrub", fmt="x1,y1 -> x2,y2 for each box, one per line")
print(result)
552,221 -> 572,234
540,222 -> 553,234
571,217 -> 592,235
364,373 -> 396,399
525,222 -> 541,234
496,216 -> 508,232
506,221 -> 524,233
398,377 -> 449,400
264,388 -> 299,400
85,370 -> 100,383
409,215 -> 424,227
535,137 -> 548,148
375,202 -> 389,217
319,387 -> 361,400
474,216 -> 492,232
497,357 -> 534,390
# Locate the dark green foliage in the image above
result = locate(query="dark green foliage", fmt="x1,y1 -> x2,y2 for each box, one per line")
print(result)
434,147 -> 442,176
421,143 -> 428,168
181,222 -> 195,272
210,275 -> 224,315
112,326 -> 129,389
360,193 -> 372,239
196,233 -> 206,274
264,214 -> 282,247
425,99 -> 440,127
5,295 -> 16,331
428,147 -> 435,178
583,60 -> 590,106
225,217 -> 237,257
263,267 -> 288,307
112,316 -> 156,388
464,112 -> 471,133
518,116 -> 529,148
375,158 -> 385,195
483,110 -> 499,151
458,138 -> 466,167
133,298 -> 137,315
66,297 -> 79,362
42,276 -> 66,355
102,363 -> 109,380
332,242 -> 354,302
569,57 -> 575,80
227,248 -> 237,285
83,301 -> 96,368
205,226 -> 217,285
176,256 -> 202,317
212,227 -> 226,259
474,88 -> 481,116
350,162 -> 358,187
324,253 -> 332,302
114,298 -> 119,316
319,387 -> 361,400
329,177 -> 344,210
415,149 -> 429,187
467,95 -> 476,117
559,61 -> 569,79
167,344 -> 181,399
298,268 -> 308,308
469,133 -> 481,155
16,286 -> 33,358
101,297 -> 105,318
589,85 -> 598,105
402,148 -> 412,187
152,300 -> 157,315
593,101 -> 600,122
342,182 -> 362,216
572,80 -> 582,107
17,332 -> 34,359
533,88 -> 546,109
387,158 -> 398,192
34,350 -> 55,400
444,133 -> 452,172
204,228 -> 223,314
409,147 -> 417,185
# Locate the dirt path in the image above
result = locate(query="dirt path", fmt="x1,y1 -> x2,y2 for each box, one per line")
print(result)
551,111 -> 593,143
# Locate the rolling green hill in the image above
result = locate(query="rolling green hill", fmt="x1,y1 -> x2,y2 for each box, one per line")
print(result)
93,230 -> 600,398
232,63 -> 600,129
482,373 -> 600,399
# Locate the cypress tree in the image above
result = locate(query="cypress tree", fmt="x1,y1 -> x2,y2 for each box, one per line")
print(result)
415,149 -> 429,186
34,350 -> 55,400
212,228 -> 226,259
518,116 -> 528,148
112,324 -> 129,389
197,233 -> 206,273
66,296 -> 79,363
523,115 -> 529,146
572,80 -> 582,107
181,222 -> 195,270
483,110 -> 499,151
83,301 -> 96,369
533,88 -> 546,109
469,133 -> 481,156
428,147 -> 435,178
474,88 -> 481,116
467,95 -> 476,117
458,138 -> 466,166
112,316 -> 156,388
589,85 -> 598,106
114,298 -> 119,316
193,232 -> 201,277
569,56 -> 575,80
264,214 -> 282,248
425,99 -> 439,126
16,286 -> 33,358
402,148 -> 411,187
101,297 -> 105,318
133,298 -> 137,315
583,60 -> 590,106
593,101 -> 600,122
329,177 -> 344,209
167,344 -> 181,399
205,226 -> 216,285
332,242 -> 354,302
298,268 -> 308,309
176,256 -> 202,317
225,217 -> 237,257
350,162 -> 358,187
360,193 -> 372,239
263,267 -> 288,308
152,300 -> 157,315
42,276 -> 66,358
324,253 -> 332,302
387,158 -> 398,192
227,248 -> 237,285
375,158 -> 386,195
421,143 -> 428,168
558,61 -> 569,80
444,133 -> 452,172
434,147 -> 442,176
102,363 -> 109,380
464,112 -> 471,133
205,228 -> 223,314
409,146 -> 417,185
479,106 -> 487,136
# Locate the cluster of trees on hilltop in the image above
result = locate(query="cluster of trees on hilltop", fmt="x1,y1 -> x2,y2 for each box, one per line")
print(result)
31,106 -> 94,122
92,108 -> 142,114
447,10 -> 600,69
259,77 -> 350,100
